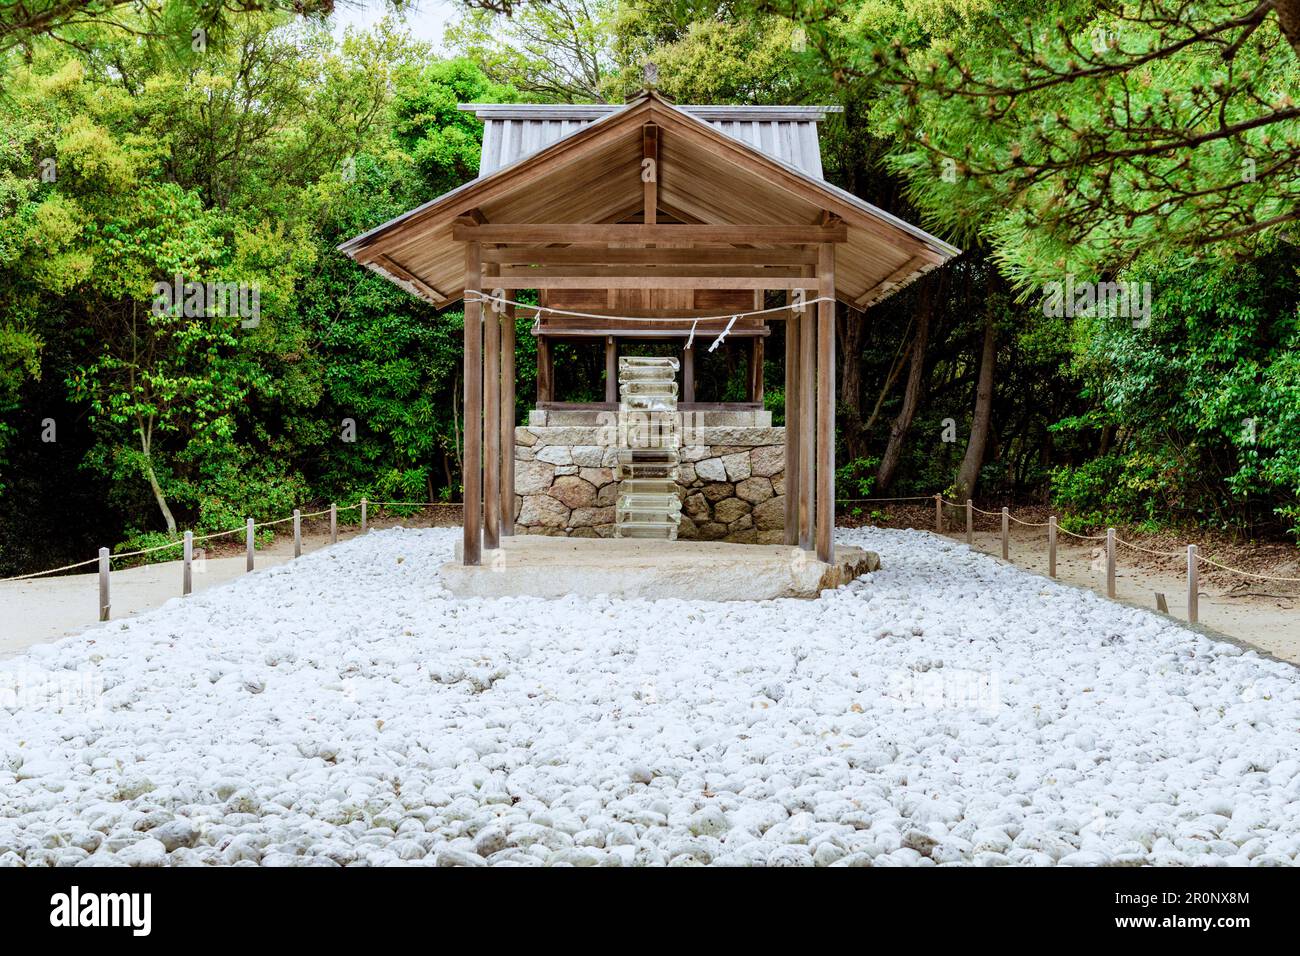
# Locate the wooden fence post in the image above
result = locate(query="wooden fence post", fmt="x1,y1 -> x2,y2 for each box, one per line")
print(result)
98,547 -> 110,622
246,518 -> 255,572
293,509 -> 301,558
1048,516 -> 1057,578
1106,527 -> 1116,598
965,499 -> 973,546
1001,507 -> 1009,560
934,494 -> 942,534
183,531 -> 193,596
361,497 -> 368,534
1187,544 -> 1199,624
330,503 -> 337,544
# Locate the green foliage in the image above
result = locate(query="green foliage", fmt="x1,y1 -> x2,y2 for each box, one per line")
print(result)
836,456 -> 881,498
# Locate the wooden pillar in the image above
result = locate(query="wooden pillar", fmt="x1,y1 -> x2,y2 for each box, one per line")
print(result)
463,240 -> 483,566
98,547 -> 110,621
605,335 -> 618,404
814,242 -> 835,563
1106,527 -> 1116,598
536,335 -> 552,405
783,297 -> 800,546
483,267 -> 501,551
501,301 -> 516,536
798,274 -> 816,552
1187,545 -> 1198,623
683,344 -> 695,404
749,336 -> 764,405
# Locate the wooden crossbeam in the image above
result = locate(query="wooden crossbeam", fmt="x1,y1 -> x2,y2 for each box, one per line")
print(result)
451,223 -> 849,244
498,264 -> 808,279
482,246 -> 818,265
493,275 -> 810,290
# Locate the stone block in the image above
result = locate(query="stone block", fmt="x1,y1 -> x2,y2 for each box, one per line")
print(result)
518,495 -> 569,528
683,493 -> 710,521
735,477 -> 774,504
515,460 -> 556,495
571,506 -> 615,527
721,452 -> 751,482
536,445 -> 573,466
701,482 -> 734,502
579,467 -> 614,488
753,495 -> 785,531
695,458 -> 726,481
572,445 -> 605,467
713,498 -> 751,524
548,476 -> 597,509
749,445 -> 784,478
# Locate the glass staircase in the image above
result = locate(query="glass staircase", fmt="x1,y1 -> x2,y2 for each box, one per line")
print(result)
614,357 -> 682,540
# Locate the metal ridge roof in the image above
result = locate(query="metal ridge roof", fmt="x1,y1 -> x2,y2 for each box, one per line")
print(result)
461,101 -> 842,180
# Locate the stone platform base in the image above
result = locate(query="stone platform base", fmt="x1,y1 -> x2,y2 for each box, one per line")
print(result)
441,537 -> 880,601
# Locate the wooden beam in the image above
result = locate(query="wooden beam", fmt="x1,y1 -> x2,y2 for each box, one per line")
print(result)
854,253 -> 929,308
451,223 -> 849,244
537,327 -> 768,339
683,345 -> 695,403
483,246 -> 820,266
815,242 -> 836,563
501,301 -> 516,536
369,255 -> 447,303
798,276 -> 816,552
536,335 -> 553,404
492,275 -> 809,290
643,124 -> 658,225
604,336 -> 617,403
749,335 -> 764,405
462,240 -> 483,566
783,296 -> 799,547
483,259 -> 501,551
498,264 -> 808,279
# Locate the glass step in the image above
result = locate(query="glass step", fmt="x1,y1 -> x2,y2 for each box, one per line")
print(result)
614,522 -> 680,541
614,463 -> 681,481
619,367 -> 680,383
620,356 -> 680,372
618,494 -> 683,513
619,479 -> 680,496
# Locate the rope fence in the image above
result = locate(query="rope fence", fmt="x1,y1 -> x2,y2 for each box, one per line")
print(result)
0,497 -> 467,622
925,493 -> 1300,624
3,487 -> 1295,630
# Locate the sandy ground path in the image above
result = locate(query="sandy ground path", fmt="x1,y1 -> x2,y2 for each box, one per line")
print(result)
3,521 -> 1297,663
0,529 -> 358,658
950,528 -> 1300,664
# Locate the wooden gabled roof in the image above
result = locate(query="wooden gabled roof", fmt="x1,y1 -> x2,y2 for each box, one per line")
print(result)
338,92 -> 958,310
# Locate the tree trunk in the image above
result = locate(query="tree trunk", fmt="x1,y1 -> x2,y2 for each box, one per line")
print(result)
137,418 -> 177,534
1277,0 -> 1300,56
953,307 -> 997,502
876,281 -> 933,492
836,310 -> 866,461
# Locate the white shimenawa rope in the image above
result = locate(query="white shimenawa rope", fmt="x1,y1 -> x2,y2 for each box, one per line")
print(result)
465,290 -> 834,324
708,315 -> 739,352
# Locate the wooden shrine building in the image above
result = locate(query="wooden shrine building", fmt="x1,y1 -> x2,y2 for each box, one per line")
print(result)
339,89 -> 958,566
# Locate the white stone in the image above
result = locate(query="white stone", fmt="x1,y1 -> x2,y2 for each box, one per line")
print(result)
695,458 -> 726,482
536,446 -> 573,466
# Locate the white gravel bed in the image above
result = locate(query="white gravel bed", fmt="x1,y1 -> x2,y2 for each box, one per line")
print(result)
2,526 -> 1298,867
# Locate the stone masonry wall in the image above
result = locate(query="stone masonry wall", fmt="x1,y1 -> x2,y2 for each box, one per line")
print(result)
513,425 -> 785,543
